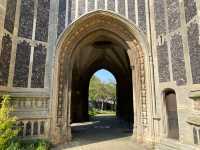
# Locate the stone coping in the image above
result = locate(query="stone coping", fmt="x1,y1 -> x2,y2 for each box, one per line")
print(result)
189,90 -> 200,100
187,115 -> 200,126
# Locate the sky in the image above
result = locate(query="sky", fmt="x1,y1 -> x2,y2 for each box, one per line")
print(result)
94,69 -> 116,83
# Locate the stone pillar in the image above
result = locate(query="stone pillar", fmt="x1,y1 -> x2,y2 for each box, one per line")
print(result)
47,0 -> 59,92
131,65 -> 138,141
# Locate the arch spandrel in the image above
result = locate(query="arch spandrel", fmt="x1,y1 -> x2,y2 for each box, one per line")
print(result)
51,10 -> 154,144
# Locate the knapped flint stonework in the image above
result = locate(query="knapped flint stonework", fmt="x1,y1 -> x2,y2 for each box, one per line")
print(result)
157,41 -> 170,82
184,0 -> 197,23
107,0 -> 115,11
13,41 -> 31,87
69,0 -> 76,23
18,0 -> 34,39
88,0 -> 95,12
4,0 -> 17,34
78,0 -> 85,16
0,34 -> 12,86
187,22 -> 200,84
138,0 -> 146,33
118,0 -> 125,16
97,0 -> 105,10
154,0 -> 166,37
57,0 -> 66,36
170,34 -> 187,85
167,0 -> 181,32
35,0 -> 50,42
1,0 -> 200,148
31,44 -> 47,88
128,0 -> 135,23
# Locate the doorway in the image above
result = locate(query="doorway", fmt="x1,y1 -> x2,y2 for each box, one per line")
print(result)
164,89 -> 179,140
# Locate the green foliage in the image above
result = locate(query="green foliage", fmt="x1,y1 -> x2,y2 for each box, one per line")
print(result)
0,95 -> 51,150
6,139 -> 50,150
0,95 -> 19,150
89,76 -> 102,101
89,75 -> 116,102
88,108 -> 99,117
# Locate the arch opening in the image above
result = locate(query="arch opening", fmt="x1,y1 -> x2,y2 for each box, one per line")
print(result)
70,35 -> 134,140
51,11 -> 153,144
163,89 -> 179,140
88,69 -> 116,114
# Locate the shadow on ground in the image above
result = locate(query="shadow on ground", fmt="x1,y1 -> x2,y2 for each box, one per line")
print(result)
53,114 -> 151,150
71,114 -> 132,145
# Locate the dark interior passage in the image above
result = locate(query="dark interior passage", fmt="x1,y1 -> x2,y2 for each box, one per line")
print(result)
70,31 -> 134,138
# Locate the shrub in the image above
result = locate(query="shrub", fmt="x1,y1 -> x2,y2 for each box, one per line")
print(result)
88,108 -> 98,117
0,95 -> 19,150
0,95 -> 51,150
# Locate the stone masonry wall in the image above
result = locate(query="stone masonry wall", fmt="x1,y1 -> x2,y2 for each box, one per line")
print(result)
57,0 -> 148,36
153,0 -> 200,147
0,0 -> 51,139
154,0 -> 200,85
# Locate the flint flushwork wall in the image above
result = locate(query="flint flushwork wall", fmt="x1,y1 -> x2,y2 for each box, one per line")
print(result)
0,0 -> 51,139
57,0 -> 148,36
0,0 -> 50,89
154,0 -> 200,85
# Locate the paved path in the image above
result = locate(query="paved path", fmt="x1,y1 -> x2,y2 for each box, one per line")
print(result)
53,114 -> 152,150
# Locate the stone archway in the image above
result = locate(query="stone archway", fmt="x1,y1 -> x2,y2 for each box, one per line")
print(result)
50,10 -> 154,144
70,29 -> 134,124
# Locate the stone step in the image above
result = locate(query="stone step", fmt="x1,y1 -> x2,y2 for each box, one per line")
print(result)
155,139 -> 198,150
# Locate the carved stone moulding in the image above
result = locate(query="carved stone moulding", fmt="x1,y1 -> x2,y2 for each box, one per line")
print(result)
56,11 -> 148,127
17,119 -> 49,138
10,97 -> 49,110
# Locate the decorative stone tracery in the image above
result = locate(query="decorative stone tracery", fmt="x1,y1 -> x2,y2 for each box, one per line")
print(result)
51,11 -> 153,143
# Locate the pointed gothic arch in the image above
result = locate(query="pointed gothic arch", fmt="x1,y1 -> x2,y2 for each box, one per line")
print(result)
50,10 -> 155,144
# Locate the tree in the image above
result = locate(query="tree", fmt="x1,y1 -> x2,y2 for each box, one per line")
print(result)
89,75 -> 116,111
89,75 -> 101,101
0,95 -> 19,150
105,82 -> 116,110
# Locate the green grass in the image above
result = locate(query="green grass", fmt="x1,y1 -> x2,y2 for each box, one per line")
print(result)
89,108 -> 115,117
